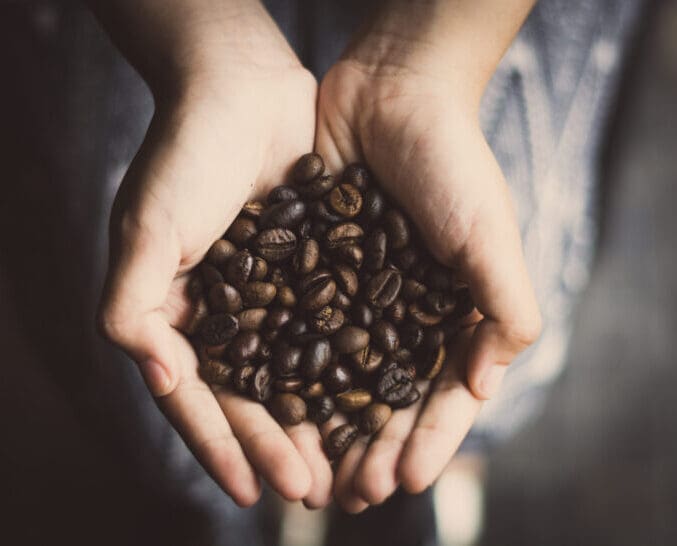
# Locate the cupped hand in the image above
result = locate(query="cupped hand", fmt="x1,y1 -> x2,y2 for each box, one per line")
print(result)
96,6 -> 333,508
315,53 -> 542,511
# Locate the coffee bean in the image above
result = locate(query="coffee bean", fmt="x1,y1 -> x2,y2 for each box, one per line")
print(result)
298,218 -> 312,239
309,199 -> 343,223
273,343 -> 303,376
418,344 -> 445,380
226,217 -> 258,247
300,277 -> 336,311
187,276 -> 205,303
363,228 -> 387,271
286,319 -> 321,345
262,328 -> 279,343
335,244 -> 364,269
325,222 -> 364,249
408,302 -> 443,326
277,285 -> 296,307
376,367 -> 413,404
241,282 -> 277,307
328,183 -> 363,218
323,364 -> 352,393
300,381 -> 325,399
241,200 -> 265,218
333,263 -> 358,296
410,260 -> 430,282
197,341 -> 227,361
236,308 -> 268,331
360,188 -> 385,225
421,327 -> 445,352
259,199 -> 307,229
300,174 -> 337,199
199,359 -> 234,386
206,239 -> 237,269
394,246 -> 419,271
390,386 -> 421,409
232,365 -> 256,393
452,287 -> 475,317
267,185 -> 299,204
265,307 -> 293,330
208,283 -> 243,314
401,278 -> 428,302
267,266 -> 288,287
199,314 -> 239,346
310,306 -> 345,335
227,331 -> 261,365
359,403 -> 392,434
292,238 -> 319,274
342,163 -> 371,191
385,298 -> 406,324
257,342 -> 272,361
200,262 -> 224,288
325,424 -> 358,459
251,257 -> 268,281
371,320 -> 400,353
270,393 -> 306,426
274,376 -> 303,393
351,303 -> 373,329
293,153 -> 324,184
185,297 -> 209,336
250,363 -> 273,402
224,249 -> 253,288
393,347 -> 413,365
331,290 -> 351,311
331,326 -> 370,354
307,395 -> 335,424
336,389 -> 372,412
383,209 -> 410,250
365,268 -> 402,308
350,345 -> 384,374
400,322 -> 424,350
301,338 -> 332,380
254,228 -> 297,262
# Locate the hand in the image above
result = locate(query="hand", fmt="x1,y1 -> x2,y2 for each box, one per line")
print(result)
315,5 -> 541,511
95,2 -> 332,508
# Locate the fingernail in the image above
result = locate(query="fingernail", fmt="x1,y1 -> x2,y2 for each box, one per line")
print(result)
479,365 -> 506,399
139,359 -> 172,396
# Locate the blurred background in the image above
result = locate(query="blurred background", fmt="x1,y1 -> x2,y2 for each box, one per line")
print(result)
1,1 -> 675,545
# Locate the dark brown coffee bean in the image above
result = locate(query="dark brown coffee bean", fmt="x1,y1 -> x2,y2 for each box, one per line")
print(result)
400,322 -> 424,349
422,291 -> 456,316
185,297 -> 209,336
187,275 -> 205,303
411,260 -> 430,282
273,343 -> 303,375
331,290 -> 351,311
452,287 -> 475,317
241,282 -> 277,307
262,328 -> 279,343
297,269 -> 331,293
270,393 -> 306,426
298,218 -> 312,239
390,386 -> 421,409
418,344 -> 446,380
328,183 -> 363,218
293,153 -> 324,184
365,269 -> 403,308
197,341 -> 227,361
425,265 -> 454,292
350,345 -> 384,374
382,209 -> 410,250
235,308 -> 268,331
307,395 -> 335,424
199,359 -> 234,386
299,174 -> 336,199
257,341 -> 272,361
300,278 -> 336,311
232,365 -> 256,393
267,185 -> 299,204
292,238 -> 319,274
360,188 -> 386,225
241,200 -> 265,218
299,338 -> 331,381
266,307 -> 293,330
259,200 -> 307,229
393,347 -> 413,365
342,163 -> 371,191
331,326 -> 370,354
360,403 -> 392,435
267,266 -> 288,287
227,331 -> 261,365
336,389 -> 372,412
325,222 -> 364,249
250,363 -> 273,402
385,298 -> 406,324
401,278 -> 428,302
226,217 -> 258,247
274,376 -> 304,393
200,262 -> 224,288
371,320 -> 400,353
351,303 -> 373,329
300,382 -> 325,399
335,244 -> 364,269
208,282 -> 243,314
310,306 -> 345,335
363,229 -> 387,271
254,228 -> 297,262
394,246 -> 419,271
251,257 -> 268,281
308,199 -> 343,223
325,424 -> 358,459
421,327 -> 446,352
286,319 -> 320,345
199,314 -> 239,345
376,367 -> 413,404
277,285 -> 296,307
333,263 -> 358,297
224,249 -> 253,288
408,302 -> 443,326
323,364 -> 352,393
206,239 -> 237,269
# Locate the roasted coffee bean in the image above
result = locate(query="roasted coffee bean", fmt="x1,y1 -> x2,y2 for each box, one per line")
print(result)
335,244 -> 364,269
286,319 -> 321,345
224,250 -> 253,287
274,376 -> 303,393
452,287 -> 475,317
266,307 -> 293,330
418,344 -> 446,380
259,199 -> 307,229
331,290 -> 351,311
301,338 -> 332,380
187,276 -> 205,302
241,200 -> 265,218
226,217 -> 258,247
257,342 -> 272,361
325,424 -> 358,459
298,269 -> 331,293
200,263 -> 224,288
292,238 -> 319,274
371,320 -> 400,353
331,326 -> 370,354
394,246 -> 419,271
254,228 -> 297,262
410,260 -> 430,282
307,395 -> 335,424
365,268 -> 402,308
232,365 -> 256,393
185,297 -> 209,336
325,222 -> 364,249
333,263 -> 358,296
299,174 -> 336,199
227,331 -> 261,365
293,152 -> 324,184
310,306 -> 345,335
401,278 -> 428,302
425,265 -> 454,292
298,218 -> 312,239
382,209 -> 410,250
363,229 -> 387,271
393,347 -> 413,365
389,386 -> 421,409
236,308 -> 268,331
311,220 -> 329,241
385,298 -> 406,324
360,188 -> 386,225
241,282 -> 277,307
350,345 -> 384,374
408,302 -> 443,326
400,322 -> 424,350
250,364 -> 273,402
342,163 -> 370,191
351,303 -> 373,329
251,257 -> 268,281
308,199 -> 343,223
267,185 -> 299,204
268,266 -> 288,287
421,327 -> 445,352
197,341 -> 227,361
199,314 -> 239,345
300,278 -> 336,311
359,403 -> 392,435
336,389 -> 372,412
328,183 -> 363,218
262,328 -> 279,343
199,359 -> 234,386
270,393 -> 306,426
376,367 -> 413,404
323,364 -> 353,393
300,382 -> 325,399
273,343 -> 303,376
277,285 -> 296,307
206,239 -> 237,268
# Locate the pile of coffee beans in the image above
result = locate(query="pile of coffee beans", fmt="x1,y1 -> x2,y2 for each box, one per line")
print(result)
187,153 -> 475,460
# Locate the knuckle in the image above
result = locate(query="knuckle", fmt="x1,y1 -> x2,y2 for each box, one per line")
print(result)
96,301 -> 134,346
506,309 -> 543,349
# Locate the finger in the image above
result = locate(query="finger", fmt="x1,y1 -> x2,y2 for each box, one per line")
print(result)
333,432 -> 371,514
397,328 -> 482,494
215,390 -> 312,501
157,329 -> 261,507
